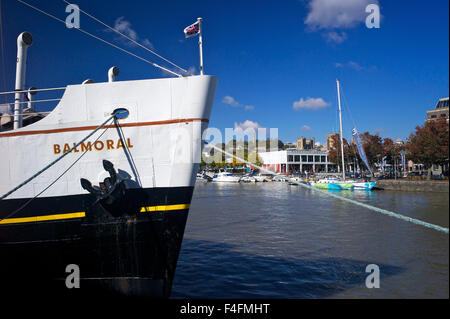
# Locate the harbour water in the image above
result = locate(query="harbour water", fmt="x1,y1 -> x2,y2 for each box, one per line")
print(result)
172,182 -> 449,298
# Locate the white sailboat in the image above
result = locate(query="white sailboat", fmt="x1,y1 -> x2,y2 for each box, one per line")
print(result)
310,80 -> 376,191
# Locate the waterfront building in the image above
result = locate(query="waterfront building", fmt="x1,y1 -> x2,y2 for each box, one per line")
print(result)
283,142 -> 296,149
259,149 -> 334,174
296,136 -> 315,150
427,97 -> 449,123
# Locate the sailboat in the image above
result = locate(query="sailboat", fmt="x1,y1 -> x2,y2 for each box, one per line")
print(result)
309,80 -> 376,191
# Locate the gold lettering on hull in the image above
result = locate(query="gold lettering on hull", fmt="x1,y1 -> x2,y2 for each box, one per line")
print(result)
53,138 -> 133,155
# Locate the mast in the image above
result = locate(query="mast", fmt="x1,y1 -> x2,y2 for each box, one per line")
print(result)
197,17 -> 204,75
337,79 -> 345,180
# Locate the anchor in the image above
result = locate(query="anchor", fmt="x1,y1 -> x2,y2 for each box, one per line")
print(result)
80,160 -> 126,215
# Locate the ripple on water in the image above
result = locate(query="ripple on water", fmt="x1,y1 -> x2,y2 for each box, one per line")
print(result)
172,183 -> 449,298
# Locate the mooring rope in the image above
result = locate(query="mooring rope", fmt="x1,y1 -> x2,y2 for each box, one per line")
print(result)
61,0 -> 191,76
0,112 -> 120,201
16,0 -> 182,77
0,119 -> 113,222
206,143 -> 449,235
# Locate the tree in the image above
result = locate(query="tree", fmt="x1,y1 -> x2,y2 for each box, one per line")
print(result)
328,135 -> 353,171
382,138 -> 395,162
360,132 -> 383,173
327,134 -> 341,167
407,118 -> 449,179
265,139 -> 284,150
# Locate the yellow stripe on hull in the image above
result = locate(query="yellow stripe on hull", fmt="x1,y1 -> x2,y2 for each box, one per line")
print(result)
0,212 -> 86,225
140,204 -> 190,213
0,204 -> 190,225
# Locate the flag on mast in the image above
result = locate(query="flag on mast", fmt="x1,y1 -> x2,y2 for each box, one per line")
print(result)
183,18 -> 204,75
184,21 -> 200,38
352,127 -> 373,175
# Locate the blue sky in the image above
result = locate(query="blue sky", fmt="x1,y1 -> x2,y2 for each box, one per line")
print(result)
1,0 -> 448,144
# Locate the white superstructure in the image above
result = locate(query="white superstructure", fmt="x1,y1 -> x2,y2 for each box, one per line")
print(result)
0,75 -> 218,200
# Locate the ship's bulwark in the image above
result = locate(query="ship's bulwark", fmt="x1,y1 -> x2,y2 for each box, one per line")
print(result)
0,186 -> 194,299
0,75 -> 218,300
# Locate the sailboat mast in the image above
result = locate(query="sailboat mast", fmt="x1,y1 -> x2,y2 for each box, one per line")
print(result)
337,79 -> 345,180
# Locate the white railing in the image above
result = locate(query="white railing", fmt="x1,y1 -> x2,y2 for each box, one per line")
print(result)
0,87 -> 66,96
1,98 -> 61,105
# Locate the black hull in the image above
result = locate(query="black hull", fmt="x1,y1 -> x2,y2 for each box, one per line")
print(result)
0,186 -> 194,298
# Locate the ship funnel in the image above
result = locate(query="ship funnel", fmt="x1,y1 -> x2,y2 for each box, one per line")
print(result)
27,87 -> 37,110
108,66 -> 119,82
14,32 -> 33,129
82,79 -> 94,84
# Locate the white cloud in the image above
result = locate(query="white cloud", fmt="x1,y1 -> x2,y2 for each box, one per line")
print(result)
293,97 -> 330,111
324,31 -> 347,44
301,125 -> 312,131
348,61 -> 364,70
222,96 -> 254,111
234,120 -> 261,132
305,0 -> 378,30
141,39 -> 153,49
222,96 -> 240,107
334,61 -> 377,71
112,17 -> 154,49
187,66 -> 197,75
304,0 -> 379,43
160,67 -> 183,78
114,17 -> 137,40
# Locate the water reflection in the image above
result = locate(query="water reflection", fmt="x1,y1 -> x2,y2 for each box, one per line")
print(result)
176,182 -> 449,298
172,239 -> 403,298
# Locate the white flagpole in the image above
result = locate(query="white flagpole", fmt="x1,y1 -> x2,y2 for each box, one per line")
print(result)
197,17 -> 204,75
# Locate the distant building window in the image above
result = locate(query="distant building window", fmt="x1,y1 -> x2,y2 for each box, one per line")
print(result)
308,155 -> 313,162
294,155 -> 300,162
314,155 -> 320,162
431,115 -> 437,118
436,99 -> 449,109
321,156 -> 326,163
440,114 -> 447,117
302,155 -> 307,162
288,155 -> 293,162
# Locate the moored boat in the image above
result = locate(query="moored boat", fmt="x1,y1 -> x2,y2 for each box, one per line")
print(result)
240,175 -> 257,182
211,171 -> 241,183
309,178 -> 354,190
317,79 -> 376,191
349,181 -> 377,190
